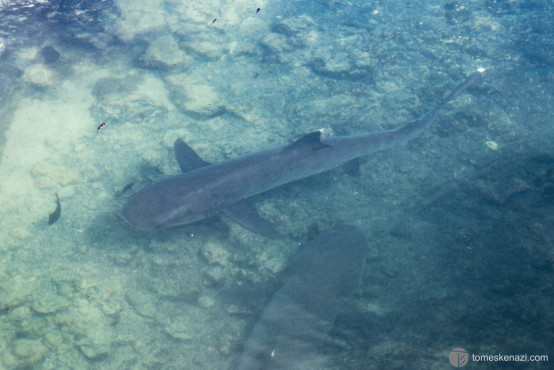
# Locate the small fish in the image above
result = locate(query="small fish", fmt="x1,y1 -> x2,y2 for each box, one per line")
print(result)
97,122 -> 107,133
256,8 -> 260,14
48,193 -> 61,225
212,18 -> 217,24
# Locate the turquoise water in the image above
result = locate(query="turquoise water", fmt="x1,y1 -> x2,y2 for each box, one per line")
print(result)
0,0 -> 553,368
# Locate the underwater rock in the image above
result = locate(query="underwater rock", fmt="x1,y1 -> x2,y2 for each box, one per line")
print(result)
261,32 -> 293,56
31,162 -> 80,189
92,76 -> 139,101
204,266 -> 226,285
31,294 -> 69,314
44,331 -> 64,348
238,17 -> 267,40
148,269 -> 200,300
302,93 -> 358,124
230,17 -> 267,56
22,64 -> 55,87
140,34 -> 191,69
126,291 -> 157,318
165,73 -> 226,118
165,318 -> 192,341
90,74 -> 170,126
31,278 -> 75,314
256,250 -> 287,274
10,306 -> 32,320
475,177 -> 531,204
227,304 -> 252,316
180,39 -> 224,59
443,1 -> 472,25
270,15 -> 316,48
201,240 -> 230,267
40,45 -> 60,65
101,299 -> 122,316
198,296 -> 214,308
260,16 -> 317,62
79,342 -> 110,359
307,55 -> 373,81
115,1 -> 168,41
12,339 -> 47,366
74,299 -> 114,359
10,227 -> 31,240
0,276 -> 36,311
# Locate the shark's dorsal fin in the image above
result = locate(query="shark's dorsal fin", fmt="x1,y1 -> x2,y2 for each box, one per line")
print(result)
174,138 -> 212,173
283,131 -> 329,153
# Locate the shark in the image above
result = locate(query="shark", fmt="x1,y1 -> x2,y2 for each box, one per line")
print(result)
123,71 -> 483,237
236,224 -> 367,369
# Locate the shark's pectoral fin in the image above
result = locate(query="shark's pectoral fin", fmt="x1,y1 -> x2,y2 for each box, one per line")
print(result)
221,200 -> 280,239
338,158 -> 361,177
282,131 -> 329,153
174,138 -> 212,172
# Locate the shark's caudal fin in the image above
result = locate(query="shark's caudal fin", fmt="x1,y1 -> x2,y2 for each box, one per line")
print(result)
391,70 -> 484,142
440,71 -> 484,105
174,138 -> 279,239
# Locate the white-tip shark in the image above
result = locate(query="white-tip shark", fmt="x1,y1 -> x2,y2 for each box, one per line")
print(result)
123,71 -> 483,237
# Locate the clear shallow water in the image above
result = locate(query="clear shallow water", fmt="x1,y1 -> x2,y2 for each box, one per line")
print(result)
0,0 -> 553,368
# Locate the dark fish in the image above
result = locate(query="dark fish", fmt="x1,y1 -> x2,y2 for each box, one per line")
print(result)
212,18 -> 217,24
97,122 -> 107,133
256,8 -> 261,14
48,193 -> 61,225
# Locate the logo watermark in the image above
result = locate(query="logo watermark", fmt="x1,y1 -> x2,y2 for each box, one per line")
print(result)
449,348 -> 468,367
449,347 -> 549,367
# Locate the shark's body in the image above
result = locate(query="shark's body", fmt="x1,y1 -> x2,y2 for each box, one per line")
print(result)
123,72 -> 482,236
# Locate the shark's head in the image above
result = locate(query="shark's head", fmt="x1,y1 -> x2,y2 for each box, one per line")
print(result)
122,176 -> 212,229
122,195 -> 186,229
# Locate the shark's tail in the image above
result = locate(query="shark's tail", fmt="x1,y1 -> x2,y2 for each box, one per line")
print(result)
392,69 -> 484,141
443,71 -> 483,103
